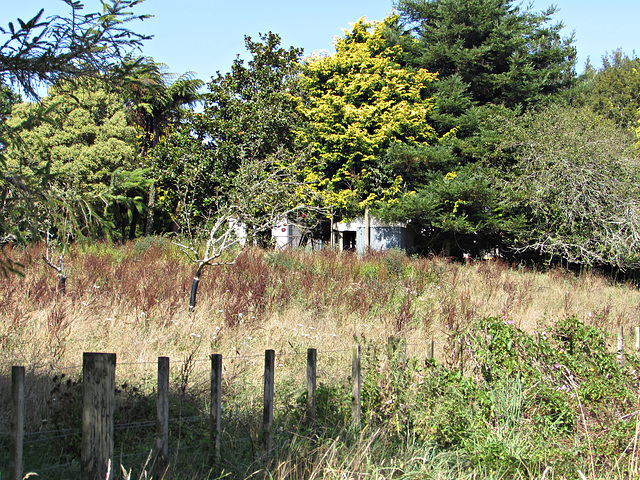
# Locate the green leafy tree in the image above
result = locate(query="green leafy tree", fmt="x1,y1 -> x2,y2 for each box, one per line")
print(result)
171,32 -> 316,240
375,163 -> 507,256
0,81 -> 19,144
169,33 -> 327,309
578,49 -> 640,130
201,32 -> 305,174
146,113 -> 215,234
120,56 -> 204,234
395,0 -> 577,108
498,104 -> 640,270
372,0 -> 578,256
4,80 -> 145,241
124,58 -> 204,155
300,16 -> 450,217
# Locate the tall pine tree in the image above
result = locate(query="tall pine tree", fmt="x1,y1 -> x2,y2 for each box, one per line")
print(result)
395,0 -> 577,108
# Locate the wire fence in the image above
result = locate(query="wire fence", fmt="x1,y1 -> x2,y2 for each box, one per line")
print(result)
2,324 -> 637,479
0,343 -> 365,479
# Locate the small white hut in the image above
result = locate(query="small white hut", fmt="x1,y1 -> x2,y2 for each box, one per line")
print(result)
331,210 -> 415,254
271,219 -> 302,250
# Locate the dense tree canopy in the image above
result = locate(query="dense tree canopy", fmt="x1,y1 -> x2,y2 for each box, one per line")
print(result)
577,50 -> 640,130
300,16 -> 448,217
0,0 -> 150,274
150,33 -> 317,238
201,32 -> 305,174
498,104 -> 640,270
3,80 -> 146,240
2,0 -> 640,276
395,0 -> 577,108
355,0 -> 582,257
118,56 -> 205,235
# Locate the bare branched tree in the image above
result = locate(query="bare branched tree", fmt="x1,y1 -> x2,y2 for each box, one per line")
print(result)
175,151 -> 326,311
42,229 -> 68,294
500,105 -> 640,270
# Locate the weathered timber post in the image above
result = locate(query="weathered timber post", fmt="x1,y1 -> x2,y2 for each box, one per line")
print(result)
635,326 -> 640,359
10,366 -> 25,480
82,352 -> 116,480
427,339 -> 435,362
210,354 -> 223,463
156,357 -> 170,477
618,326 -> 625,365
263,350 -> 275,456
307,348 -> 317,426
352,345 -> 361,428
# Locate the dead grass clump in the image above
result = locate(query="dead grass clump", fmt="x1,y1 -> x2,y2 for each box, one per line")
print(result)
1,240 -> 640,377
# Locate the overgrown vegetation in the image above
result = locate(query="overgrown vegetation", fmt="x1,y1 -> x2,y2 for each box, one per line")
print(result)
3,0 -> 640,275
3,1 -> 640,477
1,241 -> 640,478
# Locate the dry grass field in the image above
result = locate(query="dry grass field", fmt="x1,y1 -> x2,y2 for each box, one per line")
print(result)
0,239 -> 640,367
2,237 -> 639,370
2,237 -> 640,479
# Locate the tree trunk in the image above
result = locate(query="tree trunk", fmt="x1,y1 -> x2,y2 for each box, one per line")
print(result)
145,181 -> 156,236
128,205 -> 139,240
188,276 -> 200,312
57,274 -> 67,295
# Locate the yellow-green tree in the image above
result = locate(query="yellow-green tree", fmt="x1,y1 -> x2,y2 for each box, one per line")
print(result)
578,50 -> 640,131
4,80 -> 145,241
299,16 -> 451,216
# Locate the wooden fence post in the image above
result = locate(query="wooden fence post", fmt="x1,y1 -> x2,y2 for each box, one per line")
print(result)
10,366 -> 25,480
427,339 -> 435,362
635,327 -> 640,359
263,350 -> 275,456
618,326 -> 625,365
352,345 -> 361,428
307,348 -> 317,426
156,356 -> 170,477
210,354 -> 222,463
82,352 -> 116,480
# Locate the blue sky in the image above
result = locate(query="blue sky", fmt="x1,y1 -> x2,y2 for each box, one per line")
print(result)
3,0 -> 639,86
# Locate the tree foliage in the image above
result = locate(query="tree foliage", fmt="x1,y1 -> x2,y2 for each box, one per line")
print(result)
156,33 -> 322,241
3,79 -> 149,244
395,0 -> 577,108
117,56 -> 205,235
3,0 -> 640,276
300,16 -> 448,216
0,0 -> 150,99
0,0 -> 149,274
577,50 -> 640,130
361,0 -> 579,257
498,104 -> 640,270
146,114 -> 213,233
123,57 -> 204,155
201,32 -> 304,174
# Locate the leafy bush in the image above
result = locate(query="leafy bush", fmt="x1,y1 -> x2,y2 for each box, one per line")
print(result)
330,316 -> 640,477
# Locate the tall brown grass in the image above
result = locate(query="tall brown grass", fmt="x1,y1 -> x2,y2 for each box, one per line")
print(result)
3,238 -> 640,478
2,238 -> 639,372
